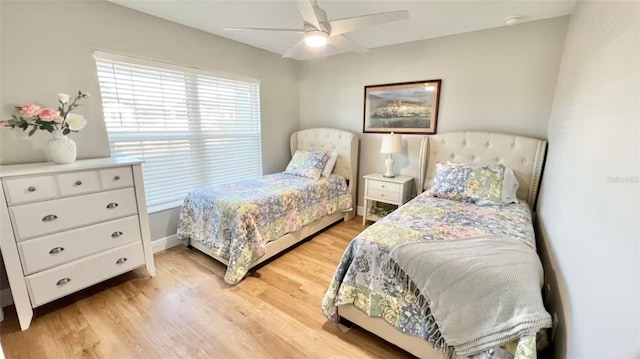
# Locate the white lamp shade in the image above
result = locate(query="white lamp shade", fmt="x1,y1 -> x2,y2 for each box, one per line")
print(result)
380,133 -> 402,154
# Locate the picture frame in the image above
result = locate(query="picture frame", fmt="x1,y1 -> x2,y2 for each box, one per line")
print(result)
363,79 -> 441,134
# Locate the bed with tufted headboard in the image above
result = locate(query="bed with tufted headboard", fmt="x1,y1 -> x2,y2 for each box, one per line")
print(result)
330,131 -> 548,359
179,128 -> 359,284
418,131 -> 547,206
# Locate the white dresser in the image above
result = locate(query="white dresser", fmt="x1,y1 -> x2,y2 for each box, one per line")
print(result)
0,157 -> 155,330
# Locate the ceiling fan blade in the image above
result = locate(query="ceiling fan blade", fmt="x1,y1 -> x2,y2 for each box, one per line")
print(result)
328,35 -> 369,54
329,10 -> 409,36
297,0 -> 321,30
282,40 -> 307,58
224,27 -> 304,34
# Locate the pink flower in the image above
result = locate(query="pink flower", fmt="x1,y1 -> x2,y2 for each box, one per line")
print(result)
38,108 -> 62,123
0,120 -> 9,129
16,103 -> 42,117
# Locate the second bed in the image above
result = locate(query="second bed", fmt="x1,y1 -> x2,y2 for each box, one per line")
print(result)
177,128 -> 359,284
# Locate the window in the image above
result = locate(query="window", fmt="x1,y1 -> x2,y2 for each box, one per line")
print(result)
94,51 -> 262,213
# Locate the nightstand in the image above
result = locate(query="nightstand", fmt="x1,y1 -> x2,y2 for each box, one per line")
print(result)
362,173 -> 413,225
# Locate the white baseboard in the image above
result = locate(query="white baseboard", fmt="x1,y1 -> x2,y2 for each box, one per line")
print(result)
357,206 -> 364,217
1,288 -> 13,308
152,234 -> 184,253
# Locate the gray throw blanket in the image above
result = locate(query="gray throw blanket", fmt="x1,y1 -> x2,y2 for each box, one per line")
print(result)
389,236 -> 552,357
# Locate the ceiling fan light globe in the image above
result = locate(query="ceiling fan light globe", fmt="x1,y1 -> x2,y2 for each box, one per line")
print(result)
304,31 -> 328,47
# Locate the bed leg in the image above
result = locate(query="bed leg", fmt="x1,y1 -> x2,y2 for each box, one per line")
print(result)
339,316 -> 355,329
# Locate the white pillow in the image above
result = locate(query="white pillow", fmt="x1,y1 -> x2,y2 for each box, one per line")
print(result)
322,152 -> 339,177
501,168 -> 520,204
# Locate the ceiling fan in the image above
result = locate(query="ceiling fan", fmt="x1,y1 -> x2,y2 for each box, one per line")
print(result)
224,0 -> 409,58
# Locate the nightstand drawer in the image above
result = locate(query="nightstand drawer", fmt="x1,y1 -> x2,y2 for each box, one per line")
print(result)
368,180 -> 401,193
26,241 -> 145,307
18,215 -> 142,275
367,187 -> 402,202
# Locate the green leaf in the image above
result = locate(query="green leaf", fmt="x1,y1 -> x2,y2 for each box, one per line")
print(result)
63,128 -> 70,136
28,126 -> 37,136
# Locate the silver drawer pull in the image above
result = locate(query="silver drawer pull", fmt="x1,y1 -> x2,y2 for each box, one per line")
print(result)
116,257 -> 127,264
49,247 -> 65,255
106,202 -> 119,209
380,194 -> 385,197
114,175 -> 121,181
28,186 -> 36,192
75,180 -> 83,186
381,185 -> 385,188
111,231 -> 123,238
42,214 -> 58,222
56,278 -> 71,286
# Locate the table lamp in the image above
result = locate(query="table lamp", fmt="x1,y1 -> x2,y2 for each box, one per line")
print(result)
380,132 -> 402,178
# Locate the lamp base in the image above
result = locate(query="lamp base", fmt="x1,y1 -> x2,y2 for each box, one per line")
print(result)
383,156 -> 395,178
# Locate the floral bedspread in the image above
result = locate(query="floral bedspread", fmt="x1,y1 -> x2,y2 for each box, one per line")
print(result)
322,193 -> 541,359
178,173 -> 352,284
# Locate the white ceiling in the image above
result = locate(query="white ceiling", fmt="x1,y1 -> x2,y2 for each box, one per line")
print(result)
109,0 -> 575,61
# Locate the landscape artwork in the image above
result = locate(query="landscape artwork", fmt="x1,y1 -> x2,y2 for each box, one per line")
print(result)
363,80 -> 441,134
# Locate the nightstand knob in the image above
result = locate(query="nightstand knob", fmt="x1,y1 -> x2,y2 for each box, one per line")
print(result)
114,175 -> 121,181
116,257 -> 128,264
75,180 -> 83,186
381,185 -> 385,188
111,231 -> 123,238
380,194 -> 385,197
27,186 -> 36,192
106,202 -> 119,209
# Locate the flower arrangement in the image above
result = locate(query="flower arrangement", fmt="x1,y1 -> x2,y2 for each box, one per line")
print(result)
2,91 -> 89,136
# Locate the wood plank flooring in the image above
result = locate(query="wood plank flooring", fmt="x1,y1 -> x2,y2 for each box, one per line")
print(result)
0,217 -> 414,359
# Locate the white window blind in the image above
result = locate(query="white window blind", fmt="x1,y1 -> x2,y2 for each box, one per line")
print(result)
94,51 -> 262,213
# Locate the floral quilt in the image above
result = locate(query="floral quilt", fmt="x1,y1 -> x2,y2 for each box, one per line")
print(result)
178,173 -> 352,284
322,193 -> 542,359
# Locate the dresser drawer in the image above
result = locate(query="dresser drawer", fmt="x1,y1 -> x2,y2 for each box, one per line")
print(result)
26,241 -> 145,307
366,187 -> 402,203
4,175 -> 57,205
10,188 -> 138,240
367,180 -> 401,193
18,216 -> 142,275
57,171 -> 100,196
100,166 -> 133,190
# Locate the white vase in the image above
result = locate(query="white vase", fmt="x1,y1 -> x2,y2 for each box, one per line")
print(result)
48,130 -> 77,164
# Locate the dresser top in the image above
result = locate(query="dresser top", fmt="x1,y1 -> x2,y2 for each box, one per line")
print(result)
0,157 -> 143,178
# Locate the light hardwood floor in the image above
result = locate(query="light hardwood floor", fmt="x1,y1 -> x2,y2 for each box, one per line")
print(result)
0,217 -> 414,359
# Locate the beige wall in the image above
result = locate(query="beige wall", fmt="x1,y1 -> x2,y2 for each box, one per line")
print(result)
537,1 -> 640,358
299,17 -> 568,207
0,0 -> 300,289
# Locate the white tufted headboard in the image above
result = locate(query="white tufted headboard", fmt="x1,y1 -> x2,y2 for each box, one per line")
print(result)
290,128 -> 359,220
418,132 -> 547,206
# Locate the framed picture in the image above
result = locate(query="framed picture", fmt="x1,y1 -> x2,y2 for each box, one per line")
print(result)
363,79 -> 441,134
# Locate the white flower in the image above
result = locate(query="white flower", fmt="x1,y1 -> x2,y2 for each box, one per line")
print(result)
65,113 -> 87,131
58,93 -> 70,104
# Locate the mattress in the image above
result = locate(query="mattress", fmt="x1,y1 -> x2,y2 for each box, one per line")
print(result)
178,172 -> 352,284
322,193 -> 541,358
